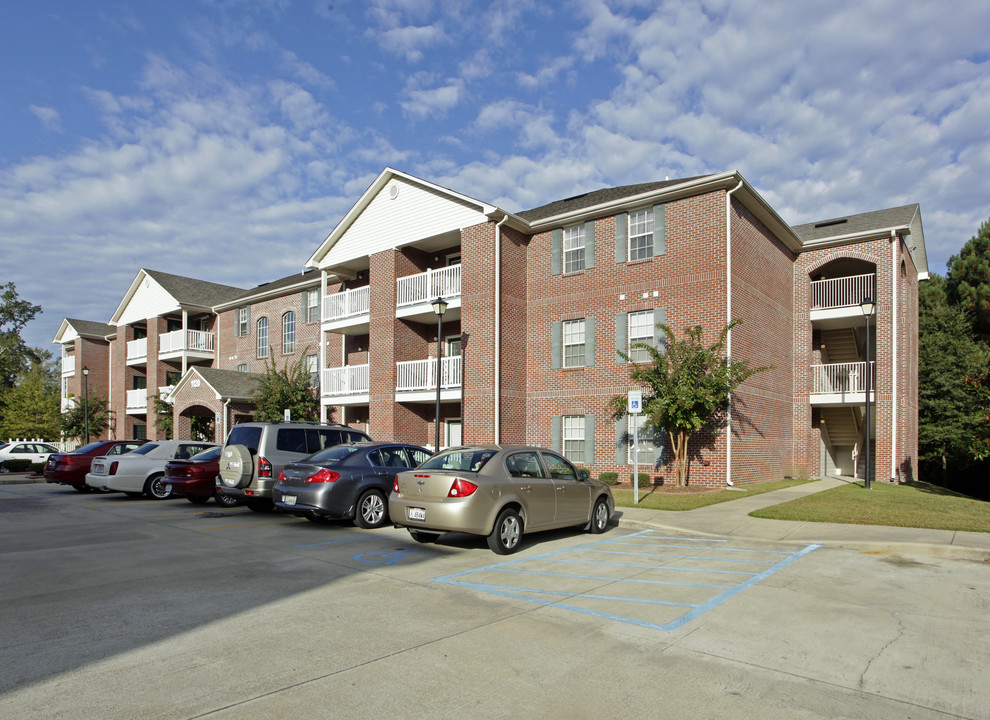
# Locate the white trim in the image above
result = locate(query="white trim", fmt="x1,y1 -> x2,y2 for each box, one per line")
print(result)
891,231 -> 898,481
725,180 -> 743,487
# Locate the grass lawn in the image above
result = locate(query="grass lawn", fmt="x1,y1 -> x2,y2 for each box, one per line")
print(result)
751,480 -> 990,533
611,477 -> 814,511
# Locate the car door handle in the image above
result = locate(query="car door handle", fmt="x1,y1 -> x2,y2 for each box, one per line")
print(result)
556,486 -> 566,492
519,485 -> 531,492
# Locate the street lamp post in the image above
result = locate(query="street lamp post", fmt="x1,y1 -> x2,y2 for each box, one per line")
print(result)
860,298 -> 874,489
431,297 -> 448,452
82,366 -> 91,444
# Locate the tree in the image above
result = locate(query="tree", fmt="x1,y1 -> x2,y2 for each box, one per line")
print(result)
0,353 -> 60,440
251,351 -> 318,423
947,217 -> 990,340
609,321 -> 769,486
60,395 -> 111,442
0,282 -> 43,396
152,393 -> 173,440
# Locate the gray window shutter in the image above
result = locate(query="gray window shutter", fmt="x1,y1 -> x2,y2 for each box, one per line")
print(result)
585,317 -> 595,367
551,321 -> 562,369
584,415 -> 595,464
551,416 -> 561,453
615,312 -> 627,364
246,305 -> 250,335
551,228 -> 562,276
653,203 -> 666,256
615,419 -> 626,465
615,213 -> 627,263
653,308 -> 666,353
653,424 -> 666,466
584,220 -> 596,269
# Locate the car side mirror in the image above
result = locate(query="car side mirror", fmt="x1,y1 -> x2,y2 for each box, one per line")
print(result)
577,469 -> 590,481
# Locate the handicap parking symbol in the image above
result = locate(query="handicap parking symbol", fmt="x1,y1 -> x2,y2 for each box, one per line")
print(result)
353,549 -> 416,565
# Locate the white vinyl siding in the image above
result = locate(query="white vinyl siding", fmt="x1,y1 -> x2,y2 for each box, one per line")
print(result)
629,209 -> 653,261
563,225 -> 585,274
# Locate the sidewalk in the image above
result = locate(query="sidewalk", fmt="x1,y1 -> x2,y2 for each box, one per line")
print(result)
614,477 -> 990,561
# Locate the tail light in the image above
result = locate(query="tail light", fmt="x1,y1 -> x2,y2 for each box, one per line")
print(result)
305,468 -> 340,483
278,470 -> 286,482
109,461 -> 119,475
258,456 -> 272,477
393,477 -> 400,493
447,478 -> 479,497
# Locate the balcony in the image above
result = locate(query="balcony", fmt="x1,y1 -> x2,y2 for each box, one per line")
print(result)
810,362 -> 875,406
395,356 -> 461,403
61,355 -> 76,376
396,265 -> 462,323
159,329 -> 215,361
810,274 -> 875,327
321,364 -> 369,405
323,286 -> 370,334
61,396 -> 77,413
126,388 -> 148,414
157,385 -> 176,402
126,337 -> 148,365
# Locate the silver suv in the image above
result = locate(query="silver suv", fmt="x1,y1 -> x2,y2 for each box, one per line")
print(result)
218,421 -> 371,511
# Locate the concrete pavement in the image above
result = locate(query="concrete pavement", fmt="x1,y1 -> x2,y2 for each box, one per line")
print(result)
615,476 -> 990,561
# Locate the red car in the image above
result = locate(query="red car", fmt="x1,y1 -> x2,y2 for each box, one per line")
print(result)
163,446 -> 239,507
44,440 -> 149,491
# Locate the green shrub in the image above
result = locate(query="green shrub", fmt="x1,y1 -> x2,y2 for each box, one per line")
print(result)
629,472 -> 652,488
598,472 -> 619,485
29,462 -> 46,475
1,459 -> 32,473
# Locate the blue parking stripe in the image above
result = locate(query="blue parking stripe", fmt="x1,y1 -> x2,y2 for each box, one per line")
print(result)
433,530 -> 820,631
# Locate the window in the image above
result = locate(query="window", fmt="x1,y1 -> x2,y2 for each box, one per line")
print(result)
257,318 -> 269,358
563,319 -> 585,368
506,451 -> 544,478
628,310 -> 654,362
238,307 -> 249,336
627,415 -> 656,465
133,424 -> 147,440
132,375 -> 147,390
165,370 -> 181,386
563,225 -> 585,274
542,451 -> 578,480
562,416 -> 586,463
306,354 -> 319,388
236,363 -> 249,373
445,335 -> 462,357
282,312 -> 296,354
306,290 -> 319,324
629,209 -> 654,261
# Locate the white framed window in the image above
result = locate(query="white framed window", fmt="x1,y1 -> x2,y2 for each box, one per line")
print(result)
306,290 -> 319,323
563,225 -> 585,274
257,317 -> 269,358
628,310 -> 654,362
627,414 -> 656,465
445,334 -> 462,357
563,319 -> 585,368
629,209 -> 654,261
306,354 -> 319,387
282,311 -> 296,354
236,363 -> 249,372
562,415 -> 586,463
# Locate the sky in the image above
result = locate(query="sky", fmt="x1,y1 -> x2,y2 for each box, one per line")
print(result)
2,0 -> 989,352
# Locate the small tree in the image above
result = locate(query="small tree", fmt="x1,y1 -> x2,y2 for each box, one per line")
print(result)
152,393 -> 174,440
0,354 -> 61,440
610,321 -> 768,486
251,350 -> 318,423
60,394 -> 111,442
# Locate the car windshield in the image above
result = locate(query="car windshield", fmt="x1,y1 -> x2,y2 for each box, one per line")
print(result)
307,445 -> 361,464
418,449 -> 496,472
72,441 -> 109,454
130,443 -> 159,455
191,447 -> 222,461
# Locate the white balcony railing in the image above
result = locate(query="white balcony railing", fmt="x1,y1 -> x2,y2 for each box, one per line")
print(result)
62,355 -> 76,375
126,337 -> 148,362
811,362 -> 875,395
61,396 -> 77,413
396,264 -> 461,308
324,287 -> 370,323
159,329 -> 215,354
321,364 -> 370,397
811,273 -> 875,311
157,385 -> 176,401
126,388 -> 148,411
396,356 -> 461,392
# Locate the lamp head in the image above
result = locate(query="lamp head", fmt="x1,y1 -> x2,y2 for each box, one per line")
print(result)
859,297 -> 875,316
431,296 -> 448,317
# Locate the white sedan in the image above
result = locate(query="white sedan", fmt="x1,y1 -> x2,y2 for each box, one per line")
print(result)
0,441 -> 60,468
85,440 -> 218,499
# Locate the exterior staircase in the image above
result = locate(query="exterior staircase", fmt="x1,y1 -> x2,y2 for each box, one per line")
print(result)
818,328 -> 868,477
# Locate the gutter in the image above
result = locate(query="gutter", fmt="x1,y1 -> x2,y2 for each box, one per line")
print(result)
493,214 -> 508,443
890,230 -> 898,481
725,180 -> 744,487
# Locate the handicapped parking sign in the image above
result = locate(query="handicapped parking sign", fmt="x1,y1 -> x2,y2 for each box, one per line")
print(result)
627,390 -> 642,414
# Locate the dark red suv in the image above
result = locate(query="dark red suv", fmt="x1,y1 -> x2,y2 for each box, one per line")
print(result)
44,440 -> 149,491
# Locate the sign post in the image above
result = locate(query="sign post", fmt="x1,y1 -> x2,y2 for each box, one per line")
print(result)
627,390 -> 642,505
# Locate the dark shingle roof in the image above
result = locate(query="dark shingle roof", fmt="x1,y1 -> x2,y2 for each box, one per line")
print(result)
65,318 -> 115,339
227,269 -> 320,304
792,205 -> 920,243
516,176 -> 713,223
144,269 -> 246,308
194,367 -> 262,400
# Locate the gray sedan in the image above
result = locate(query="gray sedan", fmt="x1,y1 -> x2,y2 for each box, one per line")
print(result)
389,445 -> 613,554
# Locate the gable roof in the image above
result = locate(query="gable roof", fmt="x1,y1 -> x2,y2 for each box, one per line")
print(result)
216,269 -> 323,310
170,366 -> 262,402
53,318 -> 116,343
110,269 -> 246,325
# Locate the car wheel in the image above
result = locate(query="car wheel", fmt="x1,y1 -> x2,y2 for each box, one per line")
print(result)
487,508 -> 523,555
214,491 -> 241,508
124,492 -> 143,498
409,530 -> 438,544
355,489 -> 388,529
144,473 -> 171,500
246,498 -> 274,512
186,495 -> 210,505
589,497 -> 609,534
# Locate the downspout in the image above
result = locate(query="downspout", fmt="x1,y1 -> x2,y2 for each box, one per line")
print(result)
494,214 -> 508,444
890,230 -> 898,481
725,179 -> 743,487
223,398 -> 231,443
319,270 -> 328,424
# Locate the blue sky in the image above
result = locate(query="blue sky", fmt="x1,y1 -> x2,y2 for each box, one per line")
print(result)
3,0 -> 989,351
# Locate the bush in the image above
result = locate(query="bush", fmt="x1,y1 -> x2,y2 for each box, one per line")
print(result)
30,462 -> 46,475
598,472 -> 619,485
629,472 -> 652,488
1,459 -> 32,473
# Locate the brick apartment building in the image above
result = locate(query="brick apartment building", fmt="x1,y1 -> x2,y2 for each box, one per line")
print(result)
55,167 -> 925,487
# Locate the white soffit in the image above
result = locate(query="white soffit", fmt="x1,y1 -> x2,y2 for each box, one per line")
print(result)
116,272 -> 181,326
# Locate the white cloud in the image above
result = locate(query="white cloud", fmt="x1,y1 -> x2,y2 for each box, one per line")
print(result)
371,22 -> 448,62
399,74 -> 465,119
29,106 -> 62,132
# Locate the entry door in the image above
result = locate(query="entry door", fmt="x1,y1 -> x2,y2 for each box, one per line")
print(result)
445,419 -> 462,449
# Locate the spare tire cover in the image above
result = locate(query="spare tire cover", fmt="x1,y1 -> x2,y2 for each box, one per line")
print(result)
219,445 -> 254,488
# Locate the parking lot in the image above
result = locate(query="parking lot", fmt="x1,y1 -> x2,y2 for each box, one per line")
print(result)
1,482 -> 988,719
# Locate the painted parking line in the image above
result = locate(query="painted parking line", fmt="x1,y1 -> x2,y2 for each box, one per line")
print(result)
433,530 -> 820,631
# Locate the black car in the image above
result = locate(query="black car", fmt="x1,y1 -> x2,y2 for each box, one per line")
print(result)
274,442 -> 432,528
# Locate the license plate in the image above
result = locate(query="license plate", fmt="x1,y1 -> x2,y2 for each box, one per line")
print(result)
283,495 -> 296,506
408,507 -> 426,521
